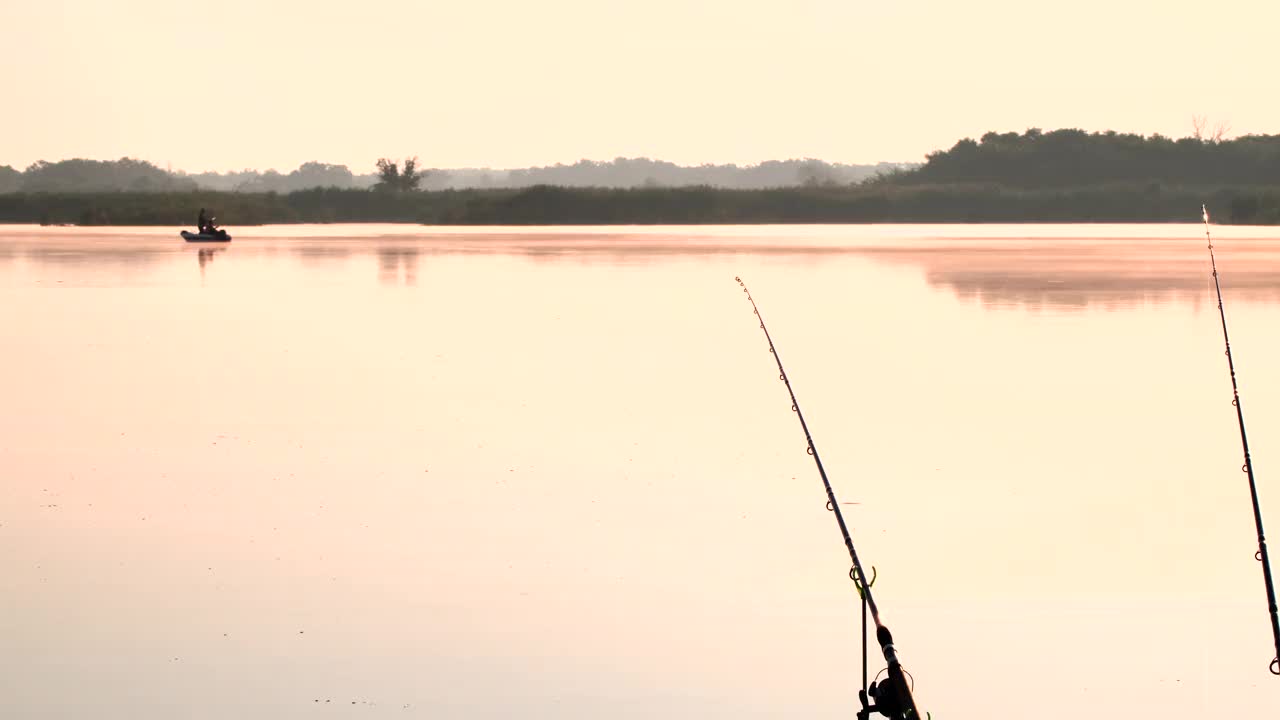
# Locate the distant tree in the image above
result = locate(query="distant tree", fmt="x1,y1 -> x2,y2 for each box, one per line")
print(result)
375,158 -> 399,190
1212,120 -> 1232,144
1192,114 -> 1207,141
0,165 -> 20,193
796,159 -> 837,187
401,157 -> 422,190
290,161 -> 355,190
189,162 -> 357,192
187,169 -> 261,192
20,157 -> 196,192
375,157 -> 423,192
1192,115 -> 1232,144
234,169 -> 286,192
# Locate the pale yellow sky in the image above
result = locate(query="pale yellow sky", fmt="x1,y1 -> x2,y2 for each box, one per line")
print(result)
0,0 -> 1271,172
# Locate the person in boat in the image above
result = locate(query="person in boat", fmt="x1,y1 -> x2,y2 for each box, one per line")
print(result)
197,208 -> 209,234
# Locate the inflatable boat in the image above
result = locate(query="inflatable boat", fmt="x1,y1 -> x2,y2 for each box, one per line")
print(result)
181,230 -> 231,242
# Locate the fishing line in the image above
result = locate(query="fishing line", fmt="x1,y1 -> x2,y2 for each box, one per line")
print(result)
1201,206 -> 1280,676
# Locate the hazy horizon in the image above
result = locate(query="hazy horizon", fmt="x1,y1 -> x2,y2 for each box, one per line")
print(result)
2,0 -> 1272,173
3,155 -> 908,176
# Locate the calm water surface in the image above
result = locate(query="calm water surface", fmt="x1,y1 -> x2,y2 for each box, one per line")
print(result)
3,224 -> 1280,719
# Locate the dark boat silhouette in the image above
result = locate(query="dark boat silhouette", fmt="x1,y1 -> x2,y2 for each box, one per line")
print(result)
181,229 -> 231,242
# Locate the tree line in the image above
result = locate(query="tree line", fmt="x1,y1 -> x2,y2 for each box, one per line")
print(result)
0,157 -> 909,194
8,128 -> 1280,223
2,182 -> 1275,226
885,128 -> 1280,187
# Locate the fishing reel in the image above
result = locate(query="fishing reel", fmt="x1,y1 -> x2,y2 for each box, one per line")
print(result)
854,614 -> 923,720
857,665 -> 917,720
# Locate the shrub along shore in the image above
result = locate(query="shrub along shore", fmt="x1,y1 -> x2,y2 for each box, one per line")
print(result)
1,183 -> 1277,227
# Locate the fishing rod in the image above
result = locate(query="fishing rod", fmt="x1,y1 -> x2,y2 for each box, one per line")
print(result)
1201,206 -> 1280,676
735,277 -> 924,719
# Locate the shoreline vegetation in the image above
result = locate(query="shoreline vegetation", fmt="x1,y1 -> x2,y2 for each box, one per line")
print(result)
0,183 -> 1274,226
5,129 -> 1280,225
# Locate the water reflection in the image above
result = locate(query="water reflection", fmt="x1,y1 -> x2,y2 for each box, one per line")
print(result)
8,242 -> 163,286
21,244 -> 163,268
292,245 -> 354,266
7,227 -> 1280,309
860,242 -> 1280,309
377,246 -> 419,285
194,247 -> 224,283
5,224 -> 1280,720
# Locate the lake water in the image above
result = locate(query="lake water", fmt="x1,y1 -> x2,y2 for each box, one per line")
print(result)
3,223 -> 1280,719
